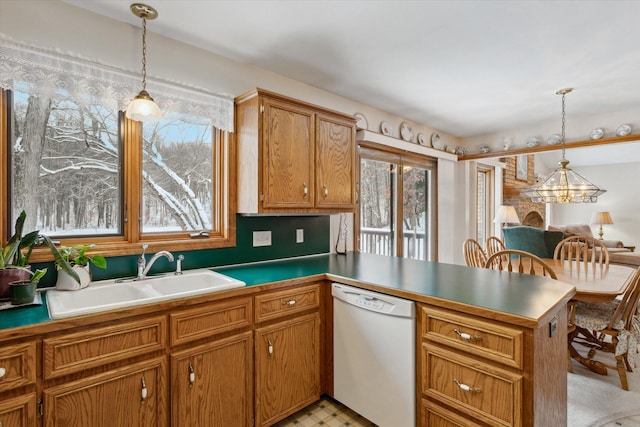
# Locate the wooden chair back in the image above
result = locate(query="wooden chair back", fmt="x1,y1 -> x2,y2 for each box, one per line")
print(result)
463,238 -> 487,268
485,236 -> 506,257
553,235 -> 610,271
485,249 -> 558,279
608,267 -> 640,331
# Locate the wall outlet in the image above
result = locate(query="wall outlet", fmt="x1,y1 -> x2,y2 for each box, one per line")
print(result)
296,228 -> 304,243
253,231 -> 272,247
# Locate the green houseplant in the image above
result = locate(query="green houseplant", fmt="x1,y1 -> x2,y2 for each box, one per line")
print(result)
43,241 -> 107,290
0,211 -> 47,300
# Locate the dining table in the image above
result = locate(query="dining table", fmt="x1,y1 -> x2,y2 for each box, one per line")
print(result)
540,258 -> 637,303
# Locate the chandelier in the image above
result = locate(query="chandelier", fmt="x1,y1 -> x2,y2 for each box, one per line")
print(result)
125,3 -> 162,122
523,88 -> 606,203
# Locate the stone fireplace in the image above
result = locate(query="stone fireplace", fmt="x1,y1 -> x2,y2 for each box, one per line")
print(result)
502,155 -> 546,228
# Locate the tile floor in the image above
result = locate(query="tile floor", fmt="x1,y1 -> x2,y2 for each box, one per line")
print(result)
272,397 -> 377,427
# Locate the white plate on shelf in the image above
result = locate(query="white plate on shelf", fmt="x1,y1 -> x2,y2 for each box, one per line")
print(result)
430,132 -> 441,149
400,122 -> 413,142
590,128 -> 604,140
616,124 -> 632,136
380,121 -> 392,136
417,133 -> 427,146
526,137 -> 539,148
547,134 -> 562,145
354,112 -> 368,130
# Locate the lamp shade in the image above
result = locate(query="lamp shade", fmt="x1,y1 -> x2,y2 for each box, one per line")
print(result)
590,211 -> 613,225
494,205 -> 520,225
125,90 -> 162,122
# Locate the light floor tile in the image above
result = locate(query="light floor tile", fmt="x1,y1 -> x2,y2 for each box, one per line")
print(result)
273,397 -> 378,427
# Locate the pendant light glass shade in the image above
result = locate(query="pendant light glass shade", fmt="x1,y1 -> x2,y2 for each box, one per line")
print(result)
126,3 -> 162,122
523,88 -> 605,203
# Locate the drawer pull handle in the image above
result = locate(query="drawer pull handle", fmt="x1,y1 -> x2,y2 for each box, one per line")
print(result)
141,376 -> 148,403
267,338 -> 273,358
303,183 -> 308,197
0,367 -> 6,378
189,363 -> 195,388
454,329 -> 482,342
454,378 -> 481,393
282,299 -> 297,306
323,185 -> 329,198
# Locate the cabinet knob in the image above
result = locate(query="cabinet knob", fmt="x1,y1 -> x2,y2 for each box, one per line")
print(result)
140,375 -> 148,403
282,299 -> 297,306
0,367 -> 6,378
453,378 -> 481,393
303,183 -> 308,197
267,338 -> 273,358
323,185 -> 329,198
454,329 -> 482,342
189,363 -> 195,388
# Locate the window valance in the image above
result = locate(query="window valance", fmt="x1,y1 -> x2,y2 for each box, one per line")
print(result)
0,34 -> 234,132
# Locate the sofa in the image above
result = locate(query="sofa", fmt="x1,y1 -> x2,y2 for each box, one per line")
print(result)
502,226 -> 565,259
548,224 -> 630,254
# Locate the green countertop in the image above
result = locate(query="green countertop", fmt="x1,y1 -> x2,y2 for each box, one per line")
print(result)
0,252 -> 575,332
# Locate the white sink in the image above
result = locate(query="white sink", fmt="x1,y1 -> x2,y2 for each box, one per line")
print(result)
46,269 -> 245,319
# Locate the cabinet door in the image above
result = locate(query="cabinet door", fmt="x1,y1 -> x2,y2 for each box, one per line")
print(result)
315,114 -> 355,209
262,98 -> 315,209
170,332 -> 253,427
43,357 -> 166,427
255,313 -> 320,427
0,392 -> 36,427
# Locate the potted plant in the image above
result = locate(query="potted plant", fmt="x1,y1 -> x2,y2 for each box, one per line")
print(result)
0,211 -> 47,300
43,241 -> 107,290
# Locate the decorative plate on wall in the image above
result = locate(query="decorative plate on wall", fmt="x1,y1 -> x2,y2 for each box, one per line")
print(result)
590,128 -> 604,140
354,112 -> 368,130
380,121 -> 392,136
417,133 -> 427,146
547,134 -> 562,145
616,124 -> 632,136
400,122 -> 413,142
430,132 -> 441,149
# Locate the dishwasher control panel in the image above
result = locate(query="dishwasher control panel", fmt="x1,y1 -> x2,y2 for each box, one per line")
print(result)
332,283 -> 415,318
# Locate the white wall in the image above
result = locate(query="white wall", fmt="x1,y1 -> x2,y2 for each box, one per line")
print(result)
1,0 -> 462,260
546,162 -> 640,249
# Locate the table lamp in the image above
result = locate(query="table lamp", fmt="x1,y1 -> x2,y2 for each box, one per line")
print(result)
494,205 -> 521,228
590,211 -> 613,240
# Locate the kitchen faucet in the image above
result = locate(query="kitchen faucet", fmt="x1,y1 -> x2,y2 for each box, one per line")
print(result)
137,244 -> 175,280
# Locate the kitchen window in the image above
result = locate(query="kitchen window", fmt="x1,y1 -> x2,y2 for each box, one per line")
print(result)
1,88 -> 235,261
357,144 -> 437,261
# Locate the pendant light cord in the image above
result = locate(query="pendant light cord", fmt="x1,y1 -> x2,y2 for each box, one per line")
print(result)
560,91 -> 566,161
141,16 -> 148,92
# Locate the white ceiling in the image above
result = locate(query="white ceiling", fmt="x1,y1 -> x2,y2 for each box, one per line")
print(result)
63,0 -> 640,139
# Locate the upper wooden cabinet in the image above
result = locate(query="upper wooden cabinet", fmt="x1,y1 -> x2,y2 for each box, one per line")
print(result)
235,88 -> 356,214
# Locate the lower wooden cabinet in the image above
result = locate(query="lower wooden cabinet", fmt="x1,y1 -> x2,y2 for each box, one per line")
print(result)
255,312 -> 321,427
0,392 -> 37,427
170,331 -> 253,427
42,356 -> 167,427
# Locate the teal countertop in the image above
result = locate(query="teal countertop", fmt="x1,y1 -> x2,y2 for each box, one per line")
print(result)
0,252 -> 575,332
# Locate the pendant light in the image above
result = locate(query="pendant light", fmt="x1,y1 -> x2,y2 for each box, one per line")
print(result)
523,88 -> 606,203
125,3 -> 162,122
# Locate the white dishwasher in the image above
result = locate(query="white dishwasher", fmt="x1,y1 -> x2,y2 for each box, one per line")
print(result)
332,283 -> 416,427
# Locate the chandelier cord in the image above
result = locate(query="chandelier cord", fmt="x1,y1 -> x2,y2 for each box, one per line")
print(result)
141,16 -> 147,92
560,91 -> 566,160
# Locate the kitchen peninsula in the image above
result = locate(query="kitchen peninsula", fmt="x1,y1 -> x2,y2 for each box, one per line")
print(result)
0,252 -> 574,426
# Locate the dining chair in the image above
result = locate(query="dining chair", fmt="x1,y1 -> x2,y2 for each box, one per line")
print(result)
568,267 -> 640,390
553,235 -> 610,271
463,238 -> 487,268
485,249 -> 558,279
485,236 -> 506,257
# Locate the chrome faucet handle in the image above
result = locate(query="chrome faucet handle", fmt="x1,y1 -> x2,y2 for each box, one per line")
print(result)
175,255 -> 184,275
137,244 -> 149,279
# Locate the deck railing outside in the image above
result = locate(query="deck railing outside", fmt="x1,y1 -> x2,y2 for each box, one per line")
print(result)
360,227 -> 427,260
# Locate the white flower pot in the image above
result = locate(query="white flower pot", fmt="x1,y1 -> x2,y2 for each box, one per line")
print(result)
56,265 -> 91,291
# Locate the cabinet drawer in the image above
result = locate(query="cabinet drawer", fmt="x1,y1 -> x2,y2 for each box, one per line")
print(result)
422,344 -> 522,427
0,341 -> 37,393
421,306 -> 524,369
255,284 -> 320,323
421,399 -> 483,427
43,316 -> 166,379
170,296 -> 253,346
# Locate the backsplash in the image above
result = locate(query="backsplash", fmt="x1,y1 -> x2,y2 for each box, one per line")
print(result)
33,215 -> 330,287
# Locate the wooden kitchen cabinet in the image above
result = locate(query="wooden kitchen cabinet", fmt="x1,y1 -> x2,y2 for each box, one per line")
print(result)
419,304 -> 568,427
236,88 -> 356,214
253,283 -> 322,426
42,356 -> 167,427
0,392 -> 37,427
171,332 -> 253,427
169,297 -> 253,427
